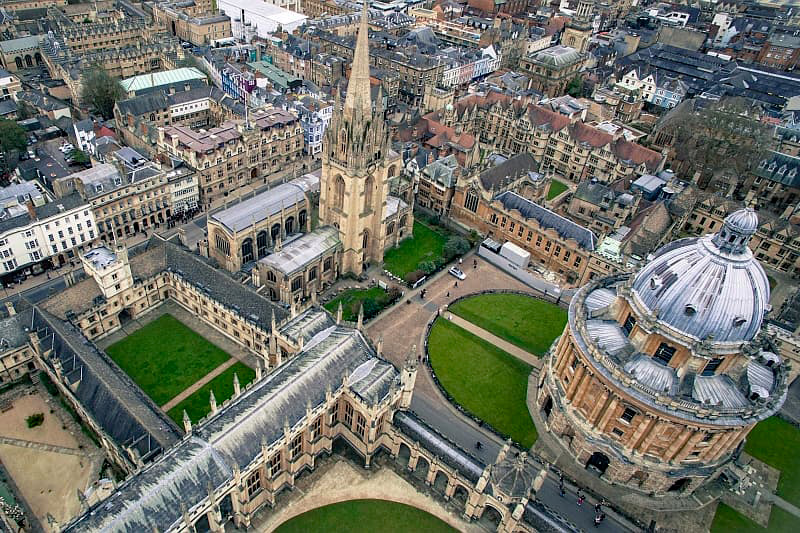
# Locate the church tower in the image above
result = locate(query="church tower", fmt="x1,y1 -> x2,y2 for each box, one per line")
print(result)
319,2 -> 402,274
562,0 -> 594,54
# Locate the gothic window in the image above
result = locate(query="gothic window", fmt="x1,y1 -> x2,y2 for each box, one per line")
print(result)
266,270 -> 276,283
355,414 -> 366,438
285,216 -> 295,235
622,314 -> 636,336
362,230 -> 369,251
298,209 -> 307,229
334,175 -> 345,210
291,277 -> 302,291
308,266 -> 317,281
310,416 -> 322,440
290,434 -> 303,460
241,238 -> 254,263
400,215 -> 408,228
364,176 -> 374,211
324,257 -> 333,272
387,165 -> 396,178
387,222 -> 395,235
271,223 -> 281,242
464,189 -> 479,213
268,453 -> 281,477
257,231 -> 268,258
215,235 -> 230,256
339,128 -> 347,155
246,470 -> 262,498
344,402 -> 354,426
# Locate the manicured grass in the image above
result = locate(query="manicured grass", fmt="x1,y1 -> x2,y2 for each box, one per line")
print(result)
167,361 -> 256,425
275,499 -> 456,533
547,179 -> 568,200
106,314 -> 232,406
449,293 -> 567,356
324,286 -> 394,322
383,221 -> 448,279
428,318 -> 537,448
743,417 -> 800,506
711,503 -> 796,533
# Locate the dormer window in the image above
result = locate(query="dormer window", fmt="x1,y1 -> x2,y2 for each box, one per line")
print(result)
733,316 -> 747,327
684,304 -> 697,316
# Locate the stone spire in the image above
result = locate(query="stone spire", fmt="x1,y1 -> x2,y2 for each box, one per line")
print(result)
343,1 -> 372,117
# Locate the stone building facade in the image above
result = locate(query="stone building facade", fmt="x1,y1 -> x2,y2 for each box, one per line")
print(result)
0,302 -> 36,386
561,0 -> 594,54
435,91 -> 664,182
537,209 -> 788,494
158,108 -> 305,207
153,2 -> 232,46
206,172 -> 317,272
519,45 -> 585,98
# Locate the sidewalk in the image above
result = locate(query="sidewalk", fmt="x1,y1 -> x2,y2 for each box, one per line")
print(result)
161,358 -> 237,412
445,313 -> 543,369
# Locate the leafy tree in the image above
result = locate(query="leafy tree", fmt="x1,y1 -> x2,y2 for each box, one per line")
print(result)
69,149 -> 90,164
443,236 -> 471,260
80,66 -> 124,120
658,97 -> 774,198
0,118 -> 26,154
418,260 -> 437,275
566,76 -> 584,97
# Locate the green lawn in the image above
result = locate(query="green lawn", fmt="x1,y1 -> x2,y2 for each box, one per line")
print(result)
324,286 -> 394,322
547,179 -> 568,200
167,362 -> 256,425
106,314 -> 232,406
383,221 -> 448,279
711,503 -> 796,533
428,318 -> 537,448
449,293 -> 567,356
275,499 -> 456,533
744,417 -> 800,506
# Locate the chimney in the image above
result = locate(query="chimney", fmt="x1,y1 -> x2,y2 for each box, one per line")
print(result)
26,201 -> 37,221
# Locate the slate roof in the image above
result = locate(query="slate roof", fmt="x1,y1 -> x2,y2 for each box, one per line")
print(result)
0,192 -> 88,234
64,319 -> 399,533
755,151 -> 800,188
0,35 -> 40,53
0,305 -> 33,351
494,191 -> 597,250
479,153 -> 538,190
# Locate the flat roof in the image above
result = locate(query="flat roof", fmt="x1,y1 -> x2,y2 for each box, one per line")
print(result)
120,68 -> 207,93
259,226 -> 340,275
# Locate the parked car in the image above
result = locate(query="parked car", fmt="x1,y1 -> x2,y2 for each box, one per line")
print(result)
60,144 -> 74,154
448,267 -> 466,280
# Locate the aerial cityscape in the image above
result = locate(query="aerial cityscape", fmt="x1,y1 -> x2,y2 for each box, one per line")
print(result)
0,0 -> 798,532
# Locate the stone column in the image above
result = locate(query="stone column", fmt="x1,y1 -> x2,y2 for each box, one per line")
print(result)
587,388 -> 609,424
674,431 -> 706,463
628,415 -> 656,452
637,420 -> 665,455
565,364 -> 585,402
594,397 -> 619,431
665,427 -> 693,462
571,371 -> 593,410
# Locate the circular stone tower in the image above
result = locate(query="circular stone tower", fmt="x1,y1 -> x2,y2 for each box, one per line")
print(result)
537,208 -> 788,494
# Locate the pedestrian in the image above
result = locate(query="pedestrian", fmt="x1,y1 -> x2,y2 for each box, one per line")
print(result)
454,281 -> 458,288
594,513 -> 602,527
577,492 -> 584,506
446,291 -> 450,298
559,483 -> 566,497
459,257 -> 463,265
595,503 -> 602,513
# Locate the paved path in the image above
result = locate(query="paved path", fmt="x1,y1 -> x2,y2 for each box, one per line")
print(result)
161,358 -> 237,412
764,492 -> 800,519
0,435 -> 93,458
446,314 -> 543,369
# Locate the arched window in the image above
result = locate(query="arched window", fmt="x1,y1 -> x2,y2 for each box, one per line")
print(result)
271,223 -> 281,242
241,238 -> 254,263
257,231 -> 268,258
266,270 -> 276,283
400,215 -> 407,228
334,175 -> 345,210
14,57 -> 22,70
285,216 -> 295,235
362,230 -> 370,251
339,128 -> 347,155
364,176 -> 374,211
387,165 -> 396,178
464,189 -> 479,213
24,55 -> 32,68
34,52 -> 42,65
387,222 -> 395,235
298,209 -> 307,229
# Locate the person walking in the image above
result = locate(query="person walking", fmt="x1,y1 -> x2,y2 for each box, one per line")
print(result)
577,491 -> 585,506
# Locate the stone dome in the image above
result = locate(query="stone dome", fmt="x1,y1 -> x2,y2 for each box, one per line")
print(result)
630,209 -> 769,344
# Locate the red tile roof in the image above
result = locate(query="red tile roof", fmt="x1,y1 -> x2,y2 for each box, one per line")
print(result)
612,139 -> 663,171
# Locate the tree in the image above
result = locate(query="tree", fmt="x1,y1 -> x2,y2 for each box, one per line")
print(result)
69,149 -> 90,165
81,66 -> 124,120
443,236 -> 471,261
566,76 -> 584,98
0,118 -> 26,154
658,97 -> 775,198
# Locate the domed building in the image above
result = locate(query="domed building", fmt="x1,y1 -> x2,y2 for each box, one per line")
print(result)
537,208 -> 789,494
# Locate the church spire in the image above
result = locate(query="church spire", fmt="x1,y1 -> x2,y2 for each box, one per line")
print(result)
343,1 -> 372,116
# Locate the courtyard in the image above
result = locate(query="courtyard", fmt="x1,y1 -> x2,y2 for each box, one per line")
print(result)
546,179 -> 569,200
324,286 -> 399,322
383,221 -> 448,280
0,391 -> 103,531
448,293 -> 567,356
106,314 -> 232,406
274,499 -> 456,533
427,318 -> 538,448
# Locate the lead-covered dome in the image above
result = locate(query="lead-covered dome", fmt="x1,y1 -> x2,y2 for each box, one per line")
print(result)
631,208 -> 769,344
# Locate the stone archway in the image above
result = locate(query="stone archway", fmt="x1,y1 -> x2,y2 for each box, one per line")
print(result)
586,451 -> 610,475
479,504 -> 503,530
452,484 -> 469,509
396,443 -> 411,468
413,456 -> 430,481
668,477 -> 691,493
432,470 -> 448,494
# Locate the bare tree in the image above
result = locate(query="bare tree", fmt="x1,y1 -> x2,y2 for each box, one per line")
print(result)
658,97 -> 775,198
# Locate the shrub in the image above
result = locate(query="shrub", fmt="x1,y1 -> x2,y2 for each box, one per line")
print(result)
404,270 -> 426,284
419,260 -> 437,275
26,413 -> 44,428
443,236 -> 471,260
468,229 -> 481,245
387,286 -> 402,303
